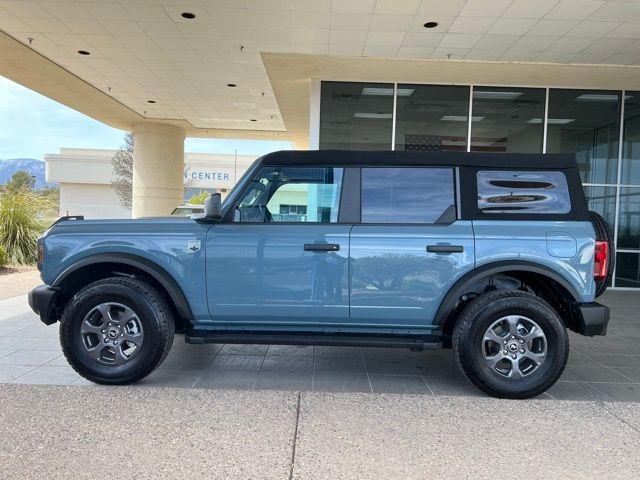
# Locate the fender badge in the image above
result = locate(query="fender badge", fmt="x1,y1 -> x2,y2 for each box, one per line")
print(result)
187,240 -> 201,252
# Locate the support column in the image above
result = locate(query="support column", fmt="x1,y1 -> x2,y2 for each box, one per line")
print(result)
132,123 -> 185,218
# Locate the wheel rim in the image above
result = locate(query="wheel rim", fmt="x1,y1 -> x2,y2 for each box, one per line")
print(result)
482,315 -> 547,379
80,302 -> 144,365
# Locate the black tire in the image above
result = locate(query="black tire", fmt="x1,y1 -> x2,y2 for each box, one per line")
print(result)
589,210 -> 615,298
453,290 -> 568,399
60,277 -> 175,384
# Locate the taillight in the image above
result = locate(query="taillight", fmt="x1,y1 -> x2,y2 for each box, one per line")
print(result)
594,240 -> 608,281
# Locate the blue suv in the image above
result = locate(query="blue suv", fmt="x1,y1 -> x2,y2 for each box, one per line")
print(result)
28,150 -> 612,398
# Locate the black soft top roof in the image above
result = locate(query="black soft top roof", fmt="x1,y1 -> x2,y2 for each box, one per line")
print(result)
260,150 -> 578,170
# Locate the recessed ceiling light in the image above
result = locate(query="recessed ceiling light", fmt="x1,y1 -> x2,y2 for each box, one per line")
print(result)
441,115 -> 484,122
474,91 -> 523,100
147,100 -> 156,104
527,118 -> 574,124
362,87 -> 415,97
181,12 -> 196,19
575,93 -> 628,102
227,83 -> 237,87
77,50 -> 90,55
423,22 -> 438,29
354,113 -> 393,119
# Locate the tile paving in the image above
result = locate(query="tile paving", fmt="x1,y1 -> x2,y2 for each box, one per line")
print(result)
1,290 -> 639,400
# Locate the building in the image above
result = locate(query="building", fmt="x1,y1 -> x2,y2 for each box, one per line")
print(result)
1,0 -> 639,287
45,148 -> 257,218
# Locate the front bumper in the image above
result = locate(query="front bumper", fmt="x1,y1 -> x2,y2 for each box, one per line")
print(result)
28,284 -> 61,326
574,302 -> 609,336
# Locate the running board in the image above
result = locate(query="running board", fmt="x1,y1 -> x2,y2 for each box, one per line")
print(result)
185,331 -> 442,350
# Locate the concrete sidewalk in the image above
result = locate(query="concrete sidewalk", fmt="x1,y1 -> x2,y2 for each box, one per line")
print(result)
0,384 -> 638,480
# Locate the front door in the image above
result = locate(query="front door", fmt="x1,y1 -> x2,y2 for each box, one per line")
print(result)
206,165 -> 350,328
349,167 -> 475,330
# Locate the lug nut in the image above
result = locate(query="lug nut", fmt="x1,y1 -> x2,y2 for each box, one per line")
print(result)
519,339 -> 524,344
502,350 -> 507,355
108,322 -> 112,326
520,349 -> 525,354
114,341 -> 118,345
511,335 -> 515,339
511,354 -> 517,359
121,333 -> 124,337
101,329 -> 105,334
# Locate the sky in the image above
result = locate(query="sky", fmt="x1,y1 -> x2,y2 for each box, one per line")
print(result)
0,76 -> 292,161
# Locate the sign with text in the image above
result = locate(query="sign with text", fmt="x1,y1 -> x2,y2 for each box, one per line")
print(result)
184,168 -> 235,188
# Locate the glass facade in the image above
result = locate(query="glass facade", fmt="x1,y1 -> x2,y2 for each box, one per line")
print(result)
471,87 -> 544,153
394,85 -> 469,152
318,82 -> 640,288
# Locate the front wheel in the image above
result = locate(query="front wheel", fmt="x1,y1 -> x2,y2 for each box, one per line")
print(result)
60,277 -> 175,384
453,290 -> 568,399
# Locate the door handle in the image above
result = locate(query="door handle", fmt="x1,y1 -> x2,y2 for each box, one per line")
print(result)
426,244 -> 463,253
304,243 -> 340,252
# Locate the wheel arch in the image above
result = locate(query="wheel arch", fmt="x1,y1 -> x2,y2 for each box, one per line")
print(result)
52,253 -> 193,326
435,261 -> 581,342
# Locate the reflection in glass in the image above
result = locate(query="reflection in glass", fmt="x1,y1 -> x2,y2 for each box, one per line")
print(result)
616,253 -> 640,287
618,187 -> 640,250
583,186 -> 617,229
236,167 -> 343,223
546,89 -> 620,184
319,82 -> 393,150
477,171 -> 570,214
361,168 -> 454,223
622,91 -> 640,185
470,87 -> 544,153
394,85 -> 470,152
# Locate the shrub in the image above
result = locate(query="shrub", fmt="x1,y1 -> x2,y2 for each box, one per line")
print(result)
0,190 -> 55,265
0,245 -> 8,268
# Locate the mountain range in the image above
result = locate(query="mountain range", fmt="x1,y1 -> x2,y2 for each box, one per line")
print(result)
0,158 -> 57,189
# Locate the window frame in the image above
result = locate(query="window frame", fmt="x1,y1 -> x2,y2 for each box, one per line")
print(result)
224,164 -> 348,225
357,166 -> 458,225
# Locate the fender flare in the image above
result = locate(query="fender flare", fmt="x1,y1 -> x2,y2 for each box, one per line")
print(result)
53,253 -> 193,320
434,261 -> 581,327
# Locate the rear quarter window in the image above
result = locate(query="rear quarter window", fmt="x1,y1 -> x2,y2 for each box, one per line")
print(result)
477,170 -> 571,214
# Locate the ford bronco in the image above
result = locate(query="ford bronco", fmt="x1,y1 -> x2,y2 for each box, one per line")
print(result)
28,150 -> 612,398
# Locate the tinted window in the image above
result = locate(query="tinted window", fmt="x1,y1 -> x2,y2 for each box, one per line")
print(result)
235,167 -> 343,223
477,171 -> 571,214
361,168 -> 454,223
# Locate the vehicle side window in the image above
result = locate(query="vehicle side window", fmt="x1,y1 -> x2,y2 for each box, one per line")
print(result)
234,166 -> 343,223
361,167 -> 455,223
477,170 -> 571,214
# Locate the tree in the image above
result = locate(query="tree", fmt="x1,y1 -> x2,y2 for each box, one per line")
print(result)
5,170 -> 36,193
111,132 -> 134,208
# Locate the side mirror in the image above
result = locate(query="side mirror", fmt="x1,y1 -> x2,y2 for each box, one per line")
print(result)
204,193 -> 222,220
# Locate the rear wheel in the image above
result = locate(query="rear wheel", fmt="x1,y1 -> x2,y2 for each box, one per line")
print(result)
589,210 -> 615,298
60,277 -> 175,384
453,290 -> 568,399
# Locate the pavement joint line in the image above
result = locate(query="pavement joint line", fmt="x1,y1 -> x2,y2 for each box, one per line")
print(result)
575,352 -> 640,384
360,349 -> 374,393
420,375 -> 435,395
584,382 -> 616,401
288,392 -> 302,480
597,401 -> 640,435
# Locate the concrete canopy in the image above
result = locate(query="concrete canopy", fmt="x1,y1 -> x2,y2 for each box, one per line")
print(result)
1,0 -> 640,148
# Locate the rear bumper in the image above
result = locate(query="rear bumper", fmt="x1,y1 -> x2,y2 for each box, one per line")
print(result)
574,302 -> 609,336
28,284 -> 61,326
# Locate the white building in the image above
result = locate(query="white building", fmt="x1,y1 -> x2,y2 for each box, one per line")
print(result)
45,148 -> 257,219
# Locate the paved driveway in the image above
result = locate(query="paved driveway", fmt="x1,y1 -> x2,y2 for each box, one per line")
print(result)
1,290 -> 639,401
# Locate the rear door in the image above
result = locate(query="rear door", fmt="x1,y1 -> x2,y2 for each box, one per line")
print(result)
349,167 -> 475,329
